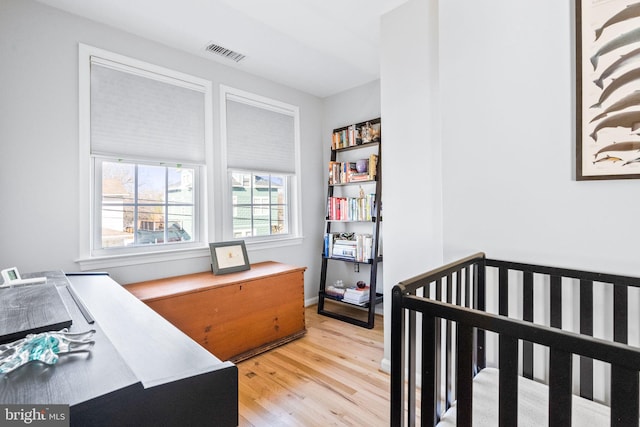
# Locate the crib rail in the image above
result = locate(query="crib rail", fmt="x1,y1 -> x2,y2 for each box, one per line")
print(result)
485,258 -> 640,398
391,253 -> 640,427
391,252 -> 486,426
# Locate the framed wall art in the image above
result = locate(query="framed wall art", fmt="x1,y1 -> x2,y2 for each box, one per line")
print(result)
577,0 -> 640,180
209,240 -> 250,275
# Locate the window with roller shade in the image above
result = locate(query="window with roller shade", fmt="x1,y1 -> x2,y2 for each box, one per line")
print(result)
79,45 -> 211,261
222,86 -> 301,243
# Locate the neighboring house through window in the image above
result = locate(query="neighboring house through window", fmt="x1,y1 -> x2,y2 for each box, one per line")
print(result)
221,86 -> 302,246
78,45 -> 212,268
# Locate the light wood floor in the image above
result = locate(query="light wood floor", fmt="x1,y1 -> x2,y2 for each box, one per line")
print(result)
237,303 -> 389,426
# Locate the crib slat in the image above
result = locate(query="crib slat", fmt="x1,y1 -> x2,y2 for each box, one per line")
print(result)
408,308 -> 417,425
464,266 -> 471,308
613,285 -> 628,344
611,364 -> 639,427
549,274 -> 567,427
499,267 -> 508,316
475,263 -> 486,371
456,270 -> 462,306
422,314 -> 438,427
612,286 -> 633,427
550,275 -> 562,328
549,348 -> 572,427
435,279 -> 443,423
499,334 -> 518,427
457,323 -> 474,427
445,274 -> 453,410
523,271 -> 534,380
579,279 -> 593,400
390,287 -> 405,427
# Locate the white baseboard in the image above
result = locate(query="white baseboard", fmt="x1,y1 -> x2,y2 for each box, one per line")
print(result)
305,296 -> 318,307
380,357 -> 391,374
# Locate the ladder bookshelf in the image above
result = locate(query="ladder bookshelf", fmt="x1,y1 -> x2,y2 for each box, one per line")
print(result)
318,118 -> 382,329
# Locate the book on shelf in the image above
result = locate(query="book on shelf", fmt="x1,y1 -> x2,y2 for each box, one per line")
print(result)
323,233 -> 373,262
327,194 -> 376,222
332,125 -> 361,150
328,161 -> 362,185
332,120 -> 381,150
332,238 -> 357,260
344,161 -> 357,183
328,160 -> 376,185
348,125 -> 356,147
355,234 -> 373,262
368,154 -> 378,180
323,233 -> 334,258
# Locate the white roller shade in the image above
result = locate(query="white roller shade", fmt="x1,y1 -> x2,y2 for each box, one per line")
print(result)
226,98 -> 295,174
90,58 -> 205,164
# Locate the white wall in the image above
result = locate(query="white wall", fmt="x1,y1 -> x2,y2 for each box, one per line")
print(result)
0,0 -> 325,303
380,0 -> 444,370
323,80 -> 381,131
440,0 -> 640,276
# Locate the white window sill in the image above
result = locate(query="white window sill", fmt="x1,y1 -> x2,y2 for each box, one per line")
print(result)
242,235 -> 304,251
76,246 -> 211,271
76,236 -> 304,270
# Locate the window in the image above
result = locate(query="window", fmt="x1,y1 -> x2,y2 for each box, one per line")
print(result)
222,86 -> 301,245
231,172 -> 288,238
79,45 -> 212,267
98,160 -> 196,248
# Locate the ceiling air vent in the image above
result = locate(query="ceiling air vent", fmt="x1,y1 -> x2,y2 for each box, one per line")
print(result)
205,43 -> 246,63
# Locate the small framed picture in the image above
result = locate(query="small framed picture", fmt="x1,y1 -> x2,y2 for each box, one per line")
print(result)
209,240 -> 250,275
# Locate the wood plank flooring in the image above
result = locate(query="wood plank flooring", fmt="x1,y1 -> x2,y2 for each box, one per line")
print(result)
238,303 -> 389,426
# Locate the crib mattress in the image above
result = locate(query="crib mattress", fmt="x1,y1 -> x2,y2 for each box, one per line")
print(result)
437,368 -> 610,427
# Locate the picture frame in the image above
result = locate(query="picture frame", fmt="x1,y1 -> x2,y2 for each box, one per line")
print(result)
576,0 -> 640,180
209,240 -> 250,275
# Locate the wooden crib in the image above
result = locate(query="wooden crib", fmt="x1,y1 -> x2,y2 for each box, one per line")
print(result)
391,252 -> 640,426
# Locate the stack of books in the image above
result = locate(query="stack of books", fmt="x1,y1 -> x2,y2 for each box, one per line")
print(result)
325,285 -> 346,300
324,233 -> 374,262
331,238 -> 357,260
342,286 -> 370,305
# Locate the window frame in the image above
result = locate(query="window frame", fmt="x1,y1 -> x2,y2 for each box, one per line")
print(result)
78,44 -> 213,270
220,85 -> 303,248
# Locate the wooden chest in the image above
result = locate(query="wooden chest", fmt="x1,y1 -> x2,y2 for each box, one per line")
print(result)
126,261 -> 306,362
